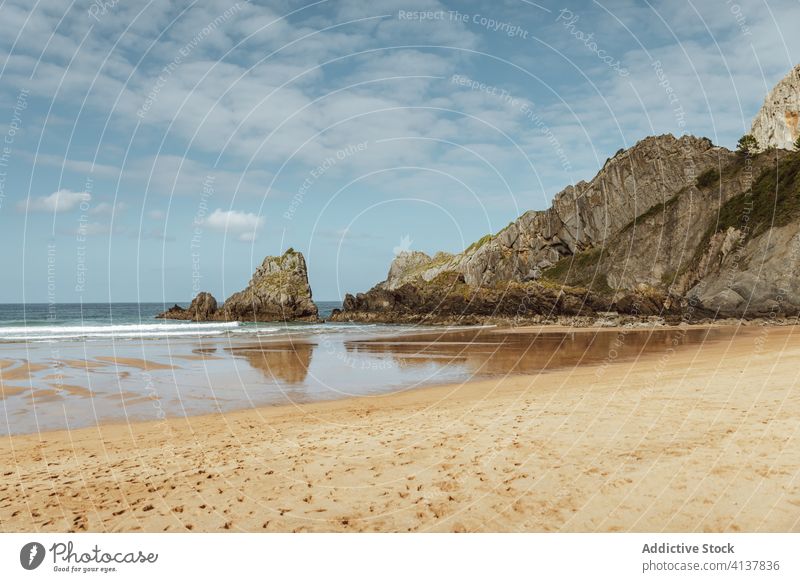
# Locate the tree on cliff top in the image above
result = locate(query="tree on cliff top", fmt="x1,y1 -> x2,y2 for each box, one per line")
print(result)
737,134 -> 759,155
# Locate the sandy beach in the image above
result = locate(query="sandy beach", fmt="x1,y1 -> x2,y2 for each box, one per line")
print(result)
1,323 -> 799,532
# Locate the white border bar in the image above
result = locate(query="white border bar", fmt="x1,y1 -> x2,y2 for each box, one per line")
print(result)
1,533 -> 797,581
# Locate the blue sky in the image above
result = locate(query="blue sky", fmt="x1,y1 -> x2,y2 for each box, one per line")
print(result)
0,0 -> 798,303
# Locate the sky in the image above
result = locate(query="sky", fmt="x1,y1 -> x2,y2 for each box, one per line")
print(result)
0,0 -> 798,303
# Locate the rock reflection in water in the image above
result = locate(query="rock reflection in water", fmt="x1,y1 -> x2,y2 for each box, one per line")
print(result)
1,325 -> 738,435
230,342 -> 313,384
344,327 -> 728,377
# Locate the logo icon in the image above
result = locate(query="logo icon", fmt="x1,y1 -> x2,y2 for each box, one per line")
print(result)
20,542 -> 46,570
393,234 -> 413,256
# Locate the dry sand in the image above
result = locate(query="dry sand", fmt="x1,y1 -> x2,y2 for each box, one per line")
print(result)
1,324 -> 799,532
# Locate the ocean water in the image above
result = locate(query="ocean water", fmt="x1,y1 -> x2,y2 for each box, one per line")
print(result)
0,301 -> 480,434
0,302 -> 732,435
0,301 -> 344,342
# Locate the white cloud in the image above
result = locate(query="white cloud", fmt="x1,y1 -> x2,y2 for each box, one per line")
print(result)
148,209 -> 165,221
205,208 -> 265,241
80,222 -> 111,237
0,0 -> 488,172
34,153 -> 120,178
318,228 -> 383,242
4,0 -> 800,228
90,201 -> 127,215
127,155 -> 273,199
18,189 -> 90,213
133,227 -> 173,242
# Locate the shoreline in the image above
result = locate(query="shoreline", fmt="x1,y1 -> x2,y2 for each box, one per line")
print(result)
2,321 -> 748,438
2,323 -> 799,532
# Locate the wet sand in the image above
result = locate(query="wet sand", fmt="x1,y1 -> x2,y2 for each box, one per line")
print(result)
1,323 -> 799,532
0,324 -> 724,435
95,356 -> 175,371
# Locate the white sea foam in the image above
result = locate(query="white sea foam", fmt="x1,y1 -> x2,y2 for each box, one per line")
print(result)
0,321 -> 246,341
0,316 -> 432,343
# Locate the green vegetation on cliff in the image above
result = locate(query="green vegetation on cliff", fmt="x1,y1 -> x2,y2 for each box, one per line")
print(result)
619,190 -> 682,234
541,247 -> 613,295
705,152 -> 800,245
464,233 -> 493,254
696,167 -> 721,189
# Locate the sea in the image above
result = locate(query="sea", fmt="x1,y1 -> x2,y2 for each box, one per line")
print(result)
0,302 -> 728,435
0,301 -> 477,434
0,301 -> 345,342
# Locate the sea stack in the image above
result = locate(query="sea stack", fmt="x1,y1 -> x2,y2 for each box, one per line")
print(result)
158,248 -> 319,322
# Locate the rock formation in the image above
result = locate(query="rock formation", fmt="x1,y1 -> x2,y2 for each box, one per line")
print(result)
161,64 -> 800,327
158,291 -> 218,321
331,134 -> 737,323
375,134 -> 727,291
751,64 -> 800,151
331,269 -> 676,326
158,249 -> 319,322
332,131 -> 800,323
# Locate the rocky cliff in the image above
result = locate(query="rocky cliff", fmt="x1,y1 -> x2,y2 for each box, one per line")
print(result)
751,64 -> 800,151
376,135 -> 726,291
331,140 -> 800,324
158,248 -> 319,322
161,65 -> 800,327
330,134 -> 732,323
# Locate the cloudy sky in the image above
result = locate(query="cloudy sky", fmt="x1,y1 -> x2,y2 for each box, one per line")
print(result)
1,0 -> 798,303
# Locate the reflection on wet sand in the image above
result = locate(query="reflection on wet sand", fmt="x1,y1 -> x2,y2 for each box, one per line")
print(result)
56,359 -> 109,370
0,360 -> 49,382
1,325 -> 741,435
95,356 -> 174,371
229,341 -> 313,384
345,327 -> 730,377
0,385 -> 29,400
1,360 -> 51,401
